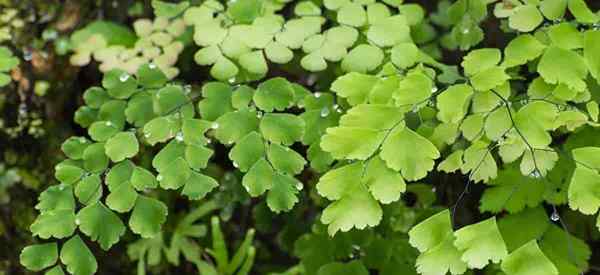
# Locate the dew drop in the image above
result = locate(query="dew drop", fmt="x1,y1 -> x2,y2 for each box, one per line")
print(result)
75,218 -> 81,225
58,184 -> 65,191
144,132 -> 151,139
431,87 -> 438,93
551,211 -> 560,222
295,182 -> 303,191
120,73 -> 130,82
184,85 -> 192,94
105,121 -> 113,126
175,132 -> 184,142
211,122 -> 219,129
79,137 -> 87,143
462,28 -> 470,34
320,107 -> 330,117
529,170 -> 542,179
228,78 -> 235,84
314,92 -> 322,98
23,48 -> 32,61
149,63 -> 157,69
233,161 -> 239,168
157,175 -> 163,181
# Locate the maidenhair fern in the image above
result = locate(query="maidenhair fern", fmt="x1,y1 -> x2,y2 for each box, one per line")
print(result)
18,0 -> 600,274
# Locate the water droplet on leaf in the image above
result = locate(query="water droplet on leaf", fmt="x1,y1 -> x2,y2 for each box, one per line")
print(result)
320,107 -> 330,117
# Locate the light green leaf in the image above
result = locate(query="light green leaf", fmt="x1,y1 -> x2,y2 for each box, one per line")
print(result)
436,84 -> 473,123
215,110 -> 260,144
337,3 -> 366,27
461,141 -> 497,183
509,4 -> 543,32
341,44 -> 384,73
321,127 -> 385,160
501,240 -> 558,275
393,71 -> 433,108
538,46 -> 588,92
503,34 -> 546,67
363,155 -> 406,204
453,217 -> 508,268
381,127 -> 440,181
462,48 -> 501,76
36,185 -> 75,213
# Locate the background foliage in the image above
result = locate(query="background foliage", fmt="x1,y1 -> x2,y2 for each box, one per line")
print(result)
3,0 -> 600,274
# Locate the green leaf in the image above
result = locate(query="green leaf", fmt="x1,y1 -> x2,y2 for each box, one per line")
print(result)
503,34 -> 546,67
393,71 -> 433,108
461,141 -> 497,183
540,0 -> 567,20
320,175 -> 382,235
462,48 -> 501,76
470,67 -> 509,91
106,181 -> 138,213
321,127 -> 385,160
153,85 -> 189,115
568,0 -> 598,24
568,147 -> 600,214
363,155 -> 406,204
129,196 -> 168,238
83,87 -> 110,109
36,185 -> 75,213
45,266 -> 65,275
253,77 -> 295,112
75,174 -> 103,205
102,69 -> 137,99
338,3 -> 366,27
260,114 -> 305,146
538,46 -> 588,92
228,0 -> 263,23
243,158 -> 274,196
181,171 -> 218,200
229,132 -> 265,172
71,21 -> 136,48
215,109 -> 260,144
436,84 -> 473,123
408,210 -> 467,275
105,160 -> 134,191
152,0 -> 189,18
20,243 -> 58,272
317,261 -> 369,275
390,43 -> 419,69
341,44 -> 384,73
88,121 -> 119,142
31,210 -> 77,239
368,15 -> 411,48
267,173 -> 301,212
584,30 -> 600,83
547,23 -> 583,50
239,51 -> 268,75
83,143 -> 109,173
381,127 -> 440,181
453,217 -> 508,268
330,72 -> 379,106
501,240 -> 558,275
509,5 -> 543,32
105,132 -> 139,162
137,63 -> 168,88
158,157 -> 191,190
198,82 -> 234,121
55,161 -> 85,185
143,116 -> 178,145
211,56 -> 239,81
131,167 -> 158,190
267,143 -> 306,175
77,202 -> 126,250
60,235 -> 98,275
480,166 -> 544,213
